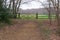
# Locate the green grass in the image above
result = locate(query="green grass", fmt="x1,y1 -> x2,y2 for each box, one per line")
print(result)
16,14 -> 56,19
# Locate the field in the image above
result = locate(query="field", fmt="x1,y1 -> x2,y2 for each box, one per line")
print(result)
17,14 -> 56,19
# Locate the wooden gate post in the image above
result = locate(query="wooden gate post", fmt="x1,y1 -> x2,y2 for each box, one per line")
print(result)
36,13 -> 38,19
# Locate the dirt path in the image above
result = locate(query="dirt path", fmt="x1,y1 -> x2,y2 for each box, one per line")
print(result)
0,21 -> 42,40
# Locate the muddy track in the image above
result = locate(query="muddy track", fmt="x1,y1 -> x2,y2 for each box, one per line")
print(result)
0,21 -> 43,40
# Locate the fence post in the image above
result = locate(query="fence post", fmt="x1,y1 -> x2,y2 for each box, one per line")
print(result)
36,13 -> 38,19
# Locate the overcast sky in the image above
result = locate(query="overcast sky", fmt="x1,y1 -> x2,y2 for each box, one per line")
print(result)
20,0 -> 46,10
7,0 -> 46,10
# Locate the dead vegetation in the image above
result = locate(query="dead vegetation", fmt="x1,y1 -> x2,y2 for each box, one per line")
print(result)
0,19 -> 60,40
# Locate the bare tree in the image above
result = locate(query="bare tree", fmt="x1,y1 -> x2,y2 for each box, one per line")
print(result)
17,0 -> 22,18
17,0 -> 21,12
50,0 -> 60,26
38,0 -> 52,25
13,0 -> 15,14
48,0 -> 52,25
4,0 -> 7,8
56,0 -> 60,26
12,0 -> 22,18
15,0 -> 19,14
9,0 -> 12,9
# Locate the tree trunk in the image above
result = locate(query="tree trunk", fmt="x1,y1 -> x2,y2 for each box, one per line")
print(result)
5,0 -> 7,8
18,13 -> 21,18
13,0 -> 16,18
17,0 -> 21,19
13,0 -> 15,14
48,0 -> 52,25
56,0 -> 60,26
9,0 -> 11,8
48,11 -> 52,25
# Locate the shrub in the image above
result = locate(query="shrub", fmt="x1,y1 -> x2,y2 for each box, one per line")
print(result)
0,0 -> 12,25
